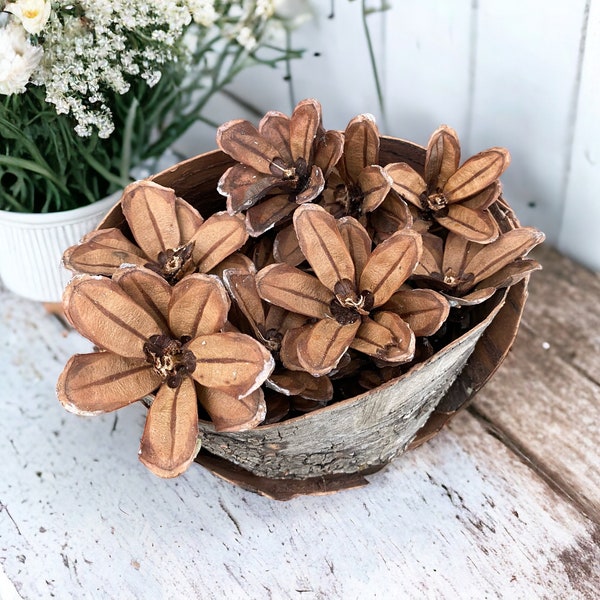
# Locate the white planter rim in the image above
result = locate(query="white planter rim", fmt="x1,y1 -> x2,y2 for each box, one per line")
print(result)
0,192 -> 120,228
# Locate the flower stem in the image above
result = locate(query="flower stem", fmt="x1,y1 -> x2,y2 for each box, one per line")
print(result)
361,0 -> 385,117
121,97 -> 139,183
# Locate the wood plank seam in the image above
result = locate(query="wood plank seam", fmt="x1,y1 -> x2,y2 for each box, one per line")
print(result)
467,404 -> 600,526
558,0 -> 593,229
465,0 -> 478,148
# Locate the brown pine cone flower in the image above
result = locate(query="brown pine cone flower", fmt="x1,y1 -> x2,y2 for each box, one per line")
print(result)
57,267 -> 274,477
216,98 -> 344,236
256,204 -> 449,376
321,113 -> 393,220
385,125 -> 510,243
63,180 -> 248,283
414,226 -> 545,305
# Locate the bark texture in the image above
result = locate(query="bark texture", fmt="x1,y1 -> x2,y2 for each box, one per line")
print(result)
197,298 -> 504,479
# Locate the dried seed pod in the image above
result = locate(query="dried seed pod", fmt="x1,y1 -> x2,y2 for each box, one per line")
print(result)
385,126 -> 511,243
217,99 -> 343,233
58,270 -> 274,478
413,227 -> 545,304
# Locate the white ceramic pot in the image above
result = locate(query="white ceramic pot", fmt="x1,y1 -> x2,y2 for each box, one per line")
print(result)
0,192 -> 120,303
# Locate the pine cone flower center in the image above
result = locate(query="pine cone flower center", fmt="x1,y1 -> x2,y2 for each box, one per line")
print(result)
144,334 -> 196,388
260,328 -> 283,353
278,163 -> 296,181
145,243 -> 195,285
443,269 -> 460,287
335,183 -> 365,218
423,191 -> 448,214
272,157 -> 311,191
331,279 -> 375,324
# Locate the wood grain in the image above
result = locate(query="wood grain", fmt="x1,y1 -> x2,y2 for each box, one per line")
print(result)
471,244 -> 600,523
521,244 -> 600,383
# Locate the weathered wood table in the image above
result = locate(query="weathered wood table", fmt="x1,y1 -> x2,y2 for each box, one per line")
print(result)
1,245 -> 599,600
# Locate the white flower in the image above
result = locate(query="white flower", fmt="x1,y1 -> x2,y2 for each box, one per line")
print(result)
236,26 -> 257,51
3,0 -> 295,136
4,0 -> 52,35
272,0 -> 313,27
255,0 -> 275,18
186,0 -> 218,28
0,22 -> 42,95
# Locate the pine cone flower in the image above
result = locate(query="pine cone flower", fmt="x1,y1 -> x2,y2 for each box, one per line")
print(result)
223,266 -> 333,402
385,125 -> 511,243
414,227 -> 546,306
63,180 -> 248,283
256,204 -> 448,376
57,267 -> 274,478
216,98 -> 344,236
321,113 -> 393,220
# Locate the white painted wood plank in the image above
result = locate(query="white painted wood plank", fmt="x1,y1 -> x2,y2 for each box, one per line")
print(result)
474,327 -> 600,520
1,287 -> 599,599
525,246 -> 600,383
468,0 -> 588,242
219,1 -> 387,131
559,0 -> 600,272
380,0 -> 473,144
0,567 -> 22,600
177,1 -> 597,267
219,1 -> 473,143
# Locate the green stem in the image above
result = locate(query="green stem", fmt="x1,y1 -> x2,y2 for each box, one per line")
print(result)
121,96 -> 139,182
361,0 -> 385,116
0,116 -> 57,175
284,26 -> 296,111
79,145 -> 131,189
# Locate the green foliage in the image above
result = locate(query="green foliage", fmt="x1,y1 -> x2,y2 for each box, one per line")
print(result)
0,3 -> 302,213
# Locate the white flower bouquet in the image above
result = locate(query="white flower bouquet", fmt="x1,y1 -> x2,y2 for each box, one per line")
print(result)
0,0 -> 300,212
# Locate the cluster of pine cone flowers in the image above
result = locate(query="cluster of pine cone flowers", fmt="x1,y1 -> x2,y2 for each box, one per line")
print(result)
57,99 -> 545,478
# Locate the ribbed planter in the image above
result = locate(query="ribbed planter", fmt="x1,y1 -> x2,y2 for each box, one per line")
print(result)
98,137 -> 529,500
0,192 -> 119,303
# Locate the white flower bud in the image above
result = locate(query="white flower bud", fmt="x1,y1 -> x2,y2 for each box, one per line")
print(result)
0,22 -> 42,95
4,0 -> 52,35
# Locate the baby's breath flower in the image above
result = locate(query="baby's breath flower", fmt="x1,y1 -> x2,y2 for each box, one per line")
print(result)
143,70 -> 162,88
256,0 -> 275,18
236,26 -> 258,51
186,0 -> 218,27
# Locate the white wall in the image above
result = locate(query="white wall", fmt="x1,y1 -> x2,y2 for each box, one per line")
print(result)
178,0 -> 600,272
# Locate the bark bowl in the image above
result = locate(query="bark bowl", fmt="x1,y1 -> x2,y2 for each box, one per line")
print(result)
99,137 -> 528,500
